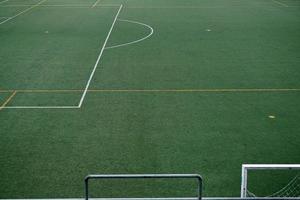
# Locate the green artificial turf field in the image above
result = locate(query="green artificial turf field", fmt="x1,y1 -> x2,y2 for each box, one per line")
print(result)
0,0 -> 300,198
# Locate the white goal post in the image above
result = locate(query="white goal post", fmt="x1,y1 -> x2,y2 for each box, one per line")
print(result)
241,164 -> 300,198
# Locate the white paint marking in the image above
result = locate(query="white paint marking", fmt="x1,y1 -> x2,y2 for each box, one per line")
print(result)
0,0 -> 8,4
0,0 -> 47,25
125,6 -> 226,9
105,19 -> 154,50
268,115 -> 276,119
4,106 -> 80,109
92,0 -> 101,8
0,197 -> 292,200
78,5 -> 123,108
206,29 -> 211,32
272,0 -> 289,7
0,4 -> 120,7
0,17 -> 12,22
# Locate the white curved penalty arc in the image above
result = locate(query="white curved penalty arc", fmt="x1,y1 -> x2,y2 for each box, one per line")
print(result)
105,19 -> 154,50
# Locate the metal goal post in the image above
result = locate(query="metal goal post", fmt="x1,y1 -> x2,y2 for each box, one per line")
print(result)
85,174 -> 203,200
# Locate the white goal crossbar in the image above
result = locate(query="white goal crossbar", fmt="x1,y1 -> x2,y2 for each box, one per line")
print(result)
241,164 -> 300,198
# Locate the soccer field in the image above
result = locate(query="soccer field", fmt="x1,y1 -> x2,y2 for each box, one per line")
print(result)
0,0 -> 300,198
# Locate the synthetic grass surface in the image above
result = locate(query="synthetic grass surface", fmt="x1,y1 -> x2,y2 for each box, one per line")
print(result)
0,0 -> 300,198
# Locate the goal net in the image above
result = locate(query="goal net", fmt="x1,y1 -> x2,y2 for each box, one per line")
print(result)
241,164 -> 300,198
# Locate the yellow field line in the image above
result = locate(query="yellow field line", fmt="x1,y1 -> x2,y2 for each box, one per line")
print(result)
0,91 -> 17,110
1,88 -> 300,93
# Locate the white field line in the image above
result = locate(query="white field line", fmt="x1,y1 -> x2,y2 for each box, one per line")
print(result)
3,106 -> 80,109
0,5 -> 236,9
0,198 -> 232,200
1,197 -> 297,200
0,5 -> 214,8
0,17 -> 12,21
0,4 -> 120,7
2,88 -> 300,93
0,4 -> 120,9
78,4 -> 123,108
124,6 -> 227,9
0,0 -> 47,25
92,0 -> 101,8
0,4 -> 89,7
1,197 -> 193,200
2,5 -> 297,9
105,19 -> 154,50
272,0 -> 289,7
0,91 -> 17,110
0,0 -> 8,4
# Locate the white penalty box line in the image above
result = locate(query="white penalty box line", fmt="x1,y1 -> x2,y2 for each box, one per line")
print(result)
4,106 -> 80,109
0,0 -> 47,25
0,4 -> 120,8
0,17 -> 10,21
78,4 -> 123,108
1,5 -> 123,109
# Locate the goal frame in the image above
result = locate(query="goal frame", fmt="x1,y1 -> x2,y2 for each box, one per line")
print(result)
241,164 -> 300,198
